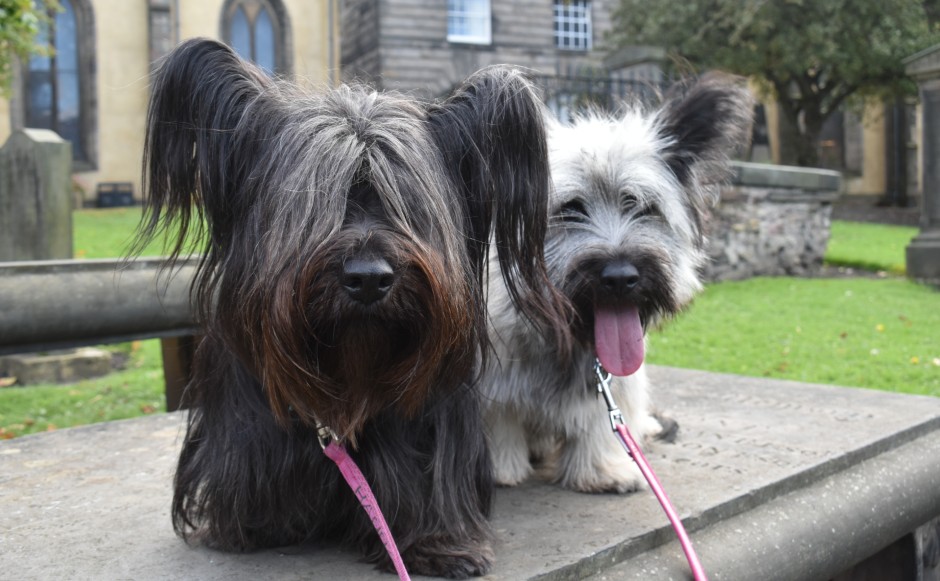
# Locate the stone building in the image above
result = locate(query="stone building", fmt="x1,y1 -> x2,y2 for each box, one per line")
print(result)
340,0 -> 666,119
0,0 -> 339,206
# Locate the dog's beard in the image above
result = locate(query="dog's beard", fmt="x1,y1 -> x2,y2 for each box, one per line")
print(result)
244,235 -> 477,443
314,318 -> 424,439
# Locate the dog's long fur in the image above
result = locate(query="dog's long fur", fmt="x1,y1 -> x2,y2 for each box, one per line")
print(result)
135,38 -> 566,578
482,74 -> 753,493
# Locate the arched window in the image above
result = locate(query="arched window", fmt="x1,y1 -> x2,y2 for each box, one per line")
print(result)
221,0 -> 291,74
23,0 -> 96,168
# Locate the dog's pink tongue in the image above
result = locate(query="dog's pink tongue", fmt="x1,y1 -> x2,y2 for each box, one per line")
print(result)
594,305 -> 644,377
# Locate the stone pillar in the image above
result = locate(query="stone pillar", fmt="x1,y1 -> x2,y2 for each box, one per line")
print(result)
904,47 -> 940,284
0,129 -> 73,261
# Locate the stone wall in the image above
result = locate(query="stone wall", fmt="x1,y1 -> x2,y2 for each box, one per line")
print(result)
704,162 -> 842,281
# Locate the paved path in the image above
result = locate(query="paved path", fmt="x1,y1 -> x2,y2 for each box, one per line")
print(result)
2,366 -> 939,580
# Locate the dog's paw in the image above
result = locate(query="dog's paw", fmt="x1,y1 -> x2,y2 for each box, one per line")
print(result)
491,446 -> 533,487
558,455 -> 645,494
493,460 -> 531,487
651,411 -> 679,443
399,536 -> 493,579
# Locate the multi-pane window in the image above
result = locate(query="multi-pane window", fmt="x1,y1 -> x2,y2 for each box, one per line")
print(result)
25,0 -> 89,164
447,0 -> 491,45
222,0 -> 287,74
554,0 -> 592,51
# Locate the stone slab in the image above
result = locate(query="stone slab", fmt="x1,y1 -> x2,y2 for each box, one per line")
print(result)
2,367 -> 940,580
0,348 -> 113,385
906,44 -> 940,81
585,427 -> 940,581
730,161 -> 842,192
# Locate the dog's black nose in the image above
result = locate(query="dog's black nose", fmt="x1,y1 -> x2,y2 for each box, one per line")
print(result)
600,261 -> 640,295
342,258 -> 395,304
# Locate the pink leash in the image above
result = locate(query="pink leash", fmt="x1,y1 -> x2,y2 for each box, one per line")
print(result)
313,361 -> 706,581
595,361 -> 708,581
317,424 -> 412,580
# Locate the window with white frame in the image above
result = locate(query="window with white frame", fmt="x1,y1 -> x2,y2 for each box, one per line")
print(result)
554,0 -> 592,51
447,0 -> 491,45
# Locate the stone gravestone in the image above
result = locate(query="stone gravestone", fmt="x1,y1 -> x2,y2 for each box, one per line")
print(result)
0,129 -> 73,261
904,46 -> 940,284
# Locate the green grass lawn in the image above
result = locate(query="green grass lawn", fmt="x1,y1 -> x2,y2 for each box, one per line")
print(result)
0,211 -> 937,439
825,220 -> 918,274
647,277 -> 940,396
0,340 -> 165,439
73,207 -> 152,259
72,206 -> 197,259
648,220 -> 937,394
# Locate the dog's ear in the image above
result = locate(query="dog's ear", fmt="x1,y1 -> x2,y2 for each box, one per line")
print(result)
133,38 -> 273,263
658,73 -> 754,186
656,72 -> 754,236
427,66 -> 571,351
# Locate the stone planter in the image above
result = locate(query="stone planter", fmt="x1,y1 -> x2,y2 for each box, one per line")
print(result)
704,162 -> 842,281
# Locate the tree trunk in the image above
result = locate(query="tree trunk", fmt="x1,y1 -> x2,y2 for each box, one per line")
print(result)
797,107 -> 824,168
776,108 -> 822,167
776,111 -> 802,166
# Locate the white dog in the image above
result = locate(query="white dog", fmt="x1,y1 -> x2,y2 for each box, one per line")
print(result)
482,74 -> 753,493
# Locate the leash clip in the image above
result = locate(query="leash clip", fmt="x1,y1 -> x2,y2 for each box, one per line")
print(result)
315,418 -> 339,450
594,359 -> 624,432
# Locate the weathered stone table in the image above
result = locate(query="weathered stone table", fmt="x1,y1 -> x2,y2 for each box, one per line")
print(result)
2,367 -> 939,580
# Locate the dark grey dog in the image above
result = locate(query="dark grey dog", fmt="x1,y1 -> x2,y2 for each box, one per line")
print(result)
134,38 -> 567,578
483,74 -> 753,493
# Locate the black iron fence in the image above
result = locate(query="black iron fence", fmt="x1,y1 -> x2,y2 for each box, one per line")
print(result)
534,74 -> 669,123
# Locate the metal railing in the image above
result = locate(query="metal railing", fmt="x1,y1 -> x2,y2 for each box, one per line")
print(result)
0,258 -> 198,410
0,258 -> 196,356
534,74 -> 668,123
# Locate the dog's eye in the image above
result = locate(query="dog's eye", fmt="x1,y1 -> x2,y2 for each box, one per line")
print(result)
635,204 -> 664,221
621,193 -> 639,214
557,199 -> 588,222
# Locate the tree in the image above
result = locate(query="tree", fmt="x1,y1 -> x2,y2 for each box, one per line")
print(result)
0,0 -> 58,97
610,0 -> 940,167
